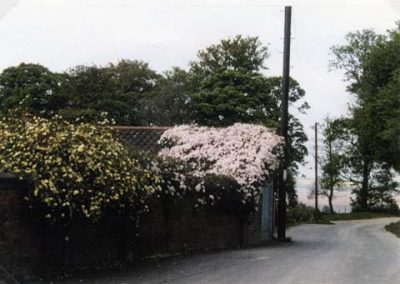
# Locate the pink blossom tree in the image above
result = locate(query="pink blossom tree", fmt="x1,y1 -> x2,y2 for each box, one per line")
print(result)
158,123 -> 283,205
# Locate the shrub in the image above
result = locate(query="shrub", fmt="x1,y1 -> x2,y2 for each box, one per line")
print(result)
128,147 -> 253,214
287,203 -> 314,224
200,174 -> 254,214
159,123 -> 282,208
0,115 -> 159,224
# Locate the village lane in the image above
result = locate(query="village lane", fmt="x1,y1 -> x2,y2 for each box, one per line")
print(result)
65,218 -> 400,284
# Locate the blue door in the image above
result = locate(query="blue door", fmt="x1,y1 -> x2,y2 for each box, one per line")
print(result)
261,183 -> 274,240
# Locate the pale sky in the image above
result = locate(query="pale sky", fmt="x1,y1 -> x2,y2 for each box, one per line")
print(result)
1,0 -> 399,210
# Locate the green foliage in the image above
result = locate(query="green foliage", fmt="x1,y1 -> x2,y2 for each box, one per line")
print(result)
191,71 -> 272,126
137,67 -> 194,125
385,221 -> 400,238
331,24 -> 400,211
0,115 -> 159,224
331,26 -> 400,171
0,63 -> 66,117
330,29 -> 381,93
189,36 -> 271,126
58,60 -> 160,125
327,211 -> 399,221
351,168 -> 399,213
190,35 -> 269,74
287,203 -> 314,224
319,117 -> 347,214
57,65 -> 116,123
108,59 -> 160,94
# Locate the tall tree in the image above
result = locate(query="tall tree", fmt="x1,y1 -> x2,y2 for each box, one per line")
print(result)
190,35 -> 271,126
319,117 -> 346,214
331,25 -> 400,210
189,35 -> 310,205
191,34 -> 268,75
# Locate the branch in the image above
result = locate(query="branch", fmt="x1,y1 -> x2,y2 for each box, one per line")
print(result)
340,174 -> 362,185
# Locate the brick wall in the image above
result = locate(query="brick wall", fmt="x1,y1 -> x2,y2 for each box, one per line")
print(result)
0,181 -> 261,282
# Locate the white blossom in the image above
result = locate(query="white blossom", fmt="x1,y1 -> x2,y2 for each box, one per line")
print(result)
158,123 -> 283,204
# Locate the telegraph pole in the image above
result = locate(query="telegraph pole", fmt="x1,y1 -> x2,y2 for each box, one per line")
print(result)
314,122 -> 319,223
277,6 -> 291,241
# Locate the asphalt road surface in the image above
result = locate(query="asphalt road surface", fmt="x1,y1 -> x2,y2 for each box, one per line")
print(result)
66,218 -> 400,284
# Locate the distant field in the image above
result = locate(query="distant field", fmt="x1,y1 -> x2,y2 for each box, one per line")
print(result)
296,183 -> 400,214
296,187 -> 352,213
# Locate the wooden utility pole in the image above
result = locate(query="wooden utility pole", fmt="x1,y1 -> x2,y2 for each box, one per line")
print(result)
315,122 -> 319,223
277,6 -> 291,241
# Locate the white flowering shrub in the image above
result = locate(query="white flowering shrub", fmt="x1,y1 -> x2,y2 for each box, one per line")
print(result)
128,149 -> 190,199
159,123 -> 283,206
134,153 -> 223,210
0,115 -> 159,224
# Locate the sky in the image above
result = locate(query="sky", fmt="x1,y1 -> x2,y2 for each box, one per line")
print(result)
1,0 -> 399,210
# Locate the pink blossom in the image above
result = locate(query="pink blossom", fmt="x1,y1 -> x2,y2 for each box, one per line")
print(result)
158,123 -> 283,203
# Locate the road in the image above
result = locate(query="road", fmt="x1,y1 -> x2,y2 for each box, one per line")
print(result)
66,218 -> 400,284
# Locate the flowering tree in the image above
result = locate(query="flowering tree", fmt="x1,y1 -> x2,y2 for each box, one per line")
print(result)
158,123 -> 283,205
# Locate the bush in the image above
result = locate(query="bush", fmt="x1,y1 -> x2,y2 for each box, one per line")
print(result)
128,147 -> 254,214
385,221 -> 400,238
287,203 -> 314,224
201,174 -> 254,214
158,123 -> 283,208
0,115 -> 159,224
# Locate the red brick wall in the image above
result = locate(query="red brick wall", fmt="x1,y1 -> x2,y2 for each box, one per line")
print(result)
0,182 -> 261,281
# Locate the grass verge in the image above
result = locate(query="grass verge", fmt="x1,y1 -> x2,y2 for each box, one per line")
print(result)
287,219 -> 335,227
385,221 -> 400,238
323,212 -> 399,222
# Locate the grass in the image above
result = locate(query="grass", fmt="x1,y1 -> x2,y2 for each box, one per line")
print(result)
287,210 -> 399,228
287,219 -> 335,227
385,221 -> 400,238
323,211 -> 400,222
315,219 -> 335,225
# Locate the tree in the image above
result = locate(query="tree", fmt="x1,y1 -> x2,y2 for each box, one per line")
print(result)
137,67 -> 194,125
108,59 -> 160,95
331,25 -> 400,211
0,63 -> 66,117
189,35 -> 310,205
191,71 -> 276,126
319,117 -> 346,214
359,28 -> 400,172
189,35 -> 271,126
58,60 -> 160,125
57,65 -> 115,122
331,26 -> 400,171
190,34 -> 268,75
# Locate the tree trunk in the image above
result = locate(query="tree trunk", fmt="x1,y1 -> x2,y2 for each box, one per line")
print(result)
361,160 -> 370,211
328,188 -> 334,214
